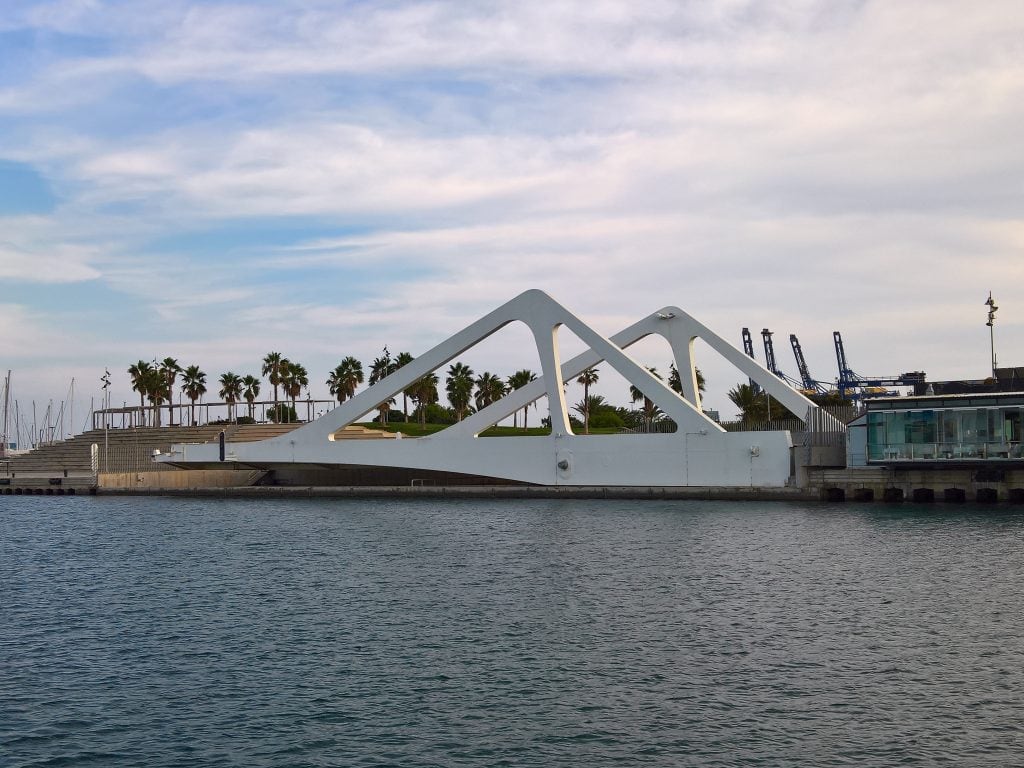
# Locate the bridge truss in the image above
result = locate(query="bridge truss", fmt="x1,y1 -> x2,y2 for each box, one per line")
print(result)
159,290 -> 841,487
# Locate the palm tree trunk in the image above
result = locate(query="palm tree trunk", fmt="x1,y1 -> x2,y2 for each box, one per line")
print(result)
583,381 -> 590,434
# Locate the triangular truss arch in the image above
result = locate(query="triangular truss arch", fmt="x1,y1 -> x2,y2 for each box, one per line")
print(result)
161,289 -> 842,487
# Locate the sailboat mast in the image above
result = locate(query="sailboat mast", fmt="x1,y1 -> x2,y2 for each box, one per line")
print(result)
1,370 -> 9,458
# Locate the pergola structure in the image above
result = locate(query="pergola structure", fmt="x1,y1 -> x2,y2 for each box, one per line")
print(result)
159,290 -> 841,487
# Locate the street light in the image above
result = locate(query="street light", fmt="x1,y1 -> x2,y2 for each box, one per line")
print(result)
101,369 -> 111,471
985,292 -> 998,378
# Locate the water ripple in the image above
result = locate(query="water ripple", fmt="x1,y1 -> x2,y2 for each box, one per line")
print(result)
2,497 -> 1024,766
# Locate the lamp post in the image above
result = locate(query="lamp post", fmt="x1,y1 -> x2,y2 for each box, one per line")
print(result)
101,369 -> 111,472
985,292 -> 998,379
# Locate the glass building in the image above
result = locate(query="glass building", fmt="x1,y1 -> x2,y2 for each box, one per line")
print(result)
848,393 -> 1024,465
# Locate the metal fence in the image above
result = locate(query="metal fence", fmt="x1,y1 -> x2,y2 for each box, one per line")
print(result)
96,444 -> 178,473
720,405 -> 856,448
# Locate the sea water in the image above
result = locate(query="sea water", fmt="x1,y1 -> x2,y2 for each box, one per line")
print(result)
2,496 -> 1023,766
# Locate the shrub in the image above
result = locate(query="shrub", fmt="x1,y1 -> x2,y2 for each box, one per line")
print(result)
589,411 -> 625,430
412,403 -> 457,425
267,404 -> 299,423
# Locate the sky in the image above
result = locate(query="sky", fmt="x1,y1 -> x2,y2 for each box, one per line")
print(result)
1,0 -> 1022,437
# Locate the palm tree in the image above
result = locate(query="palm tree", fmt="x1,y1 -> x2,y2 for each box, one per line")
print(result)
159,357 -> 182,426
728,383 -> 766,423
630,367 -> 663,429
144,367 -> 169,426
475,372 -> 507,411
368,352 -> 395,424
127,360 -> 153,427
262,352 -> 285,416
329,360 -> 362,409
219,372 -> 243,422
575,367 -> 599,434
573,394 -> 608,427
338,356 -> 364,401
181,365 -> 207,426
282,362 -> 308,420
369,348 -> 394,386
727,383 -> 794,424
242,375 -> 261,420
669,363 -> 706,397
410,373 -> 439,427
377,396 -> 395,425
446,362 -> 474,421
326,367 -> 345,403
507,369 -> 538,430
275,359 -> 292,421
327,356 -> 365,405
394,351 -> 414,418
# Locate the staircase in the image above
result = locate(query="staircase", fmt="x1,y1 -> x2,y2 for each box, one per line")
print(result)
1,422 -> 388,480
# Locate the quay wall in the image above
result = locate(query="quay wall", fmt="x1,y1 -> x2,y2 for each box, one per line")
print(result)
808,466 -> 1024,504
97,469 -> 267,490
94,465 -> 1024,504
97,483 -> 817,501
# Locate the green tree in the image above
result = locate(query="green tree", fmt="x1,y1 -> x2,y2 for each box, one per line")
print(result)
242,374 -> 261,420
181,365 -> 207,426
445,362 -> 475,421
507,369 -> 538,430
218,372 -> 243,423
267,403 -> 297,424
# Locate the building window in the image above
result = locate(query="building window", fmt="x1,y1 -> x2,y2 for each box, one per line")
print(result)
866,403 -> 1024,462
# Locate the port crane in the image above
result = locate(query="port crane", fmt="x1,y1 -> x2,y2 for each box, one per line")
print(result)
740,328 -> 761,394
761,329 -> 804,390
789,334 -> 830,394
833,331 -> 926,399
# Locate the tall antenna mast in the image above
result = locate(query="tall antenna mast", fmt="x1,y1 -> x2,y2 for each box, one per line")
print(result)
985,291 -> 998,378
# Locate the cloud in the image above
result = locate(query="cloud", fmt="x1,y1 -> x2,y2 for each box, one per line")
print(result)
0,234 -> 102,283
2,0 -> 1023,414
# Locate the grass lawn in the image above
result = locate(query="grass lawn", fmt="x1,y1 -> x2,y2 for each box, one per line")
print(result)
356,422 -> 623,437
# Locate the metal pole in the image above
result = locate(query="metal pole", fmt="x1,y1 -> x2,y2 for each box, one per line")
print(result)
986,292 -> 998,379
1,370 -> 10,459
100,370 -> 111,472
990,323 -> 996,377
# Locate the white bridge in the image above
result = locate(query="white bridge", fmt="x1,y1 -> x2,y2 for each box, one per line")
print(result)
159,290 -> 841,487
